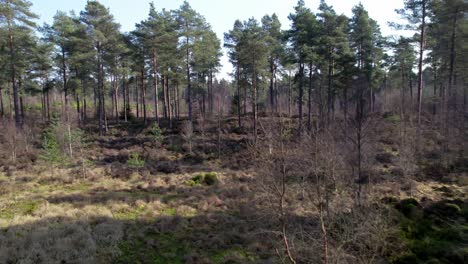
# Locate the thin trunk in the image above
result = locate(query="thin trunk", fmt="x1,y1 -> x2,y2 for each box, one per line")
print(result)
409,74 -> 414,105
7,19 -> 21,126
152,53 -> 159,123
102,63 -> 108,133
19,93 -> 24,121
115,77 -> 119,123
237,62 -> 242,128
0,87 -> 4,117
97,43 -> 103,136
269,61 -> 275,114
186,35 -> 192,122
327,49 -> 333,124
176,82 -> 180,120
298,62 -> 304,136
81,78 -> 87,122
307,63 -> 313,132
142,69 -> 147,124
167,77 -> 172,126
210,71 -> 214,115
252,55 -> 257,143
76,92 -> 81,125
243,76 -> 247,115
162,75 -> 167,119
41,83 -> 46,120
416,1 -> 426,156
135,76 -> 140,118
288,70 -> 292,118
123,74 -> 127,122
448,9 -> 458,98
46,88 -> 50,120
62,48 -> 68,119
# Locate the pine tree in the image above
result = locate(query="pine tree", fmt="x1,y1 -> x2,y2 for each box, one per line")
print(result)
224,20 -> 245,128
394,0 -> 430,155
288,0 -> 317,134
0,0 -> 38,126
80,0 -> 121,135
262,14 -> 284,114
175,1 -> 205,123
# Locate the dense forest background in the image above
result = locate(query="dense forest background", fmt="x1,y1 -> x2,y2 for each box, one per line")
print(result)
0,0 -> 467,263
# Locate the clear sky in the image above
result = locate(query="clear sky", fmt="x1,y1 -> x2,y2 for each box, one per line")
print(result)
31,0 -> 407,79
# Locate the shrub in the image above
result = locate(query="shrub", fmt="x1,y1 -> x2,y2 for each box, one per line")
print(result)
127,153 -> 145,169
188,172 -> 219,186
203,172 -> 218,185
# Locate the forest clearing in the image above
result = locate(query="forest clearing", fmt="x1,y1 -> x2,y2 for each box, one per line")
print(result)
0,0 -> 467,263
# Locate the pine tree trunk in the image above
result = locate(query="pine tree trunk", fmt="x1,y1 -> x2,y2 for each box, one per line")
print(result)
186,36 -> 192,122
8,22 -> 21,127
62,48 -> 68,120
166,76 -> 172,123
114,76 -> 119,123
307,63 -> 313,132
41,84 -> 46,120
298,62 -> 304,136
153,54 -> 159,123
0,87 -> 4,117
448,10 -> 458,98
19,93 -> 24,121
327,49 -> 333,124
122,75 -> 127,122
269,61 -> 275,114
46,88 -> 50,121
433,65 -> 437,115
237,62 -> 242,128
76,93 -> 81,125
81,78 -> 87,122
162,75 -> 167,119
97,43 -> 104,136
135,76 -> 140,119
416,1 -> 427,156
288,70 -> 292,118
175,82 -> 180,120
142,69 -> 147,125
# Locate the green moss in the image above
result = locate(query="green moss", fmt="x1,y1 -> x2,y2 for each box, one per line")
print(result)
113,204 -> 146,220
390,251 -> 420,264
116,231 -> 186,264
0,199 -> 42,219
63,182 -> 91,193
384,114 -> 401,123
210,247 -> 257,263
161,207 -> 177,216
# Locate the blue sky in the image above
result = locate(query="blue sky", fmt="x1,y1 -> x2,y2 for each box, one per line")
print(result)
31,0 -> 407,79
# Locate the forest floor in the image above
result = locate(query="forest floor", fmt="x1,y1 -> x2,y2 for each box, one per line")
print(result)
0,113 -> 466,263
